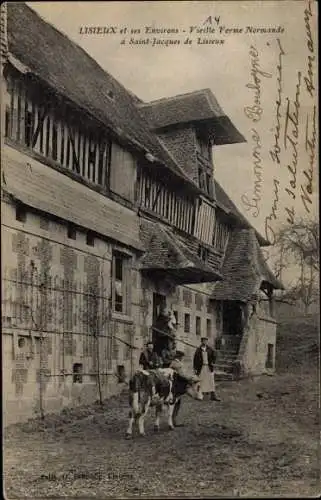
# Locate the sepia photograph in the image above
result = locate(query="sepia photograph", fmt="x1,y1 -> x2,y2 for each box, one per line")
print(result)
1,1 -> 319,498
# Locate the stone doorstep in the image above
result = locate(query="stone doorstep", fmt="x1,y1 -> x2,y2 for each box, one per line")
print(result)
215,356 -> 238,365
215,363 -> 235,374
218,348 -> 239,355
214,370 -> 234,381
215,357 -> 237,365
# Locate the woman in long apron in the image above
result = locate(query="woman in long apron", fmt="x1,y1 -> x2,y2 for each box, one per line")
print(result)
193,337 -> 221,401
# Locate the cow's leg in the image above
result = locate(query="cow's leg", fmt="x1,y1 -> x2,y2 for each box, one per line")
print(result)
172,398 -> 183,427
154,403 -> 163,431
167,403 -> 175,430
126,410 -> 135,438
138,398 -> 150,436
164,378 -> 173,404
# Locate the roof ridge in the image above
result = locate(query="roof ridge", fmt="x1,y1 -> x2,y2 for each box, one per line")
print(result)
137,88 -> 213,107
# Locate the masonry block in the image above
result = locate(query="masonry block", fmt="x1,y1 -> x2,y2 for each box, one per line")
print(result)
12,233 -> 30,256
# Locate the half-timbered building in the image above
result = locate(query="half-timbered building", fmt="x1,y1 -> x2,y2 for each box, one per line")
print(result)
1,3 -> 282,425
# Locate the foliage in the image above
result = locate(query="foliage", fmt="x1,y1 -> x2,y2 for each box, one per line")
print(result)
267,217 -> 319,313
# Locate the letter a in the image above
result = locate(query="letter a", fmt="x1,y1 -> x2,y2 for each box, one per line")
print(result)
203,16 -> 213,25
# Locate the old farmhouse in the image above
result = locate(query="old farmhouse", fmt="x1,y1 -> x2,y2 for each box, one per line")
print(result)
1,4 -> 283,425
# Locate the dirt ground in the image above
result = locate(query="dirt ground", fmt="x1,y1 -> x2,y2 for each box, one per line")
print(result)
4,362 -> 319,498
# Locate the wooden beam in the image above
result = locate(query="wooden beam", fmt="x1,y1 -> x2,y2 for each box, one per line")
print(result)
32,103 -> 49,149
152,182 -> 162,211
67,122 -> 80,173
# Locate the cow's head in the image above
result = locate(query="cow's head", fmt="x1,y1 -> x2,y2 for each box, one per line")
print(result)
186,377 -> 203,401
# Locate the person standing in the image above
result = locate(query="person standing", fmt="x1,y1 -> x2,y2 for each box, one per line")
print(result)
193,337 -> 221,401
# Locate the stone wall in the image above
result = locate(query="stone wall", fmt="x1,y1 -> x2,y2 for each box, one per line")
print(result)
237,301 -> 277,376
2,192 -> 144,426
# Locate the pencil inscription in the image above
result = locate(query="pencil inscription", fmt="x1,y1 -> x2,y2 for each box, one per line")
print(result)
242,45 -> 272,217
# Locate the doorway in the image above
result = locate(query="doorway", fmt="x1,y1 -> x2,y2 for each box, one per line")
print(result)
222,301 -> 244,353
265,343 -> 274,369
152,293 -> 166,324
222,301 -> 244,336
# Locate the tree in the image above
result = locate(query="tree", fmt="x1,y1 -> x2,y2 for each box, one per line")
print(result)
268,217 -> 319,313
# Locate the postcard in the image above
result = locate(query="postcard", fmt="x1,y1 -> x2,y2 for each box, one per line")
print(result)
2,1 -> 319,498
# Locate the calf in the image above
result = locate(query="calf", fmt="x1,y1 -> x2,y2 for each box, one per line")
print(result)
126,370 -> 203,438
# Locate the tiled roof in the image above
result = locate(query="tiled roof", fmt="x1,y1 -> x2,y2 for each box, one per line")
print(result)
6,3 -> 193,186
2,150 -> 143,251
5,3 -> 268,245
211,229 -> 284,302
138,89 -> 246,145
139,218 -> 222,284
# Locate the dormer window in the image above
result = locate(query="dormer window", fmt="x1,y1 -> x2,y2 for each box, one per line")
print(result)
196,132 -> 214,197
196,132 -> 212,161
198,163 -> 214,197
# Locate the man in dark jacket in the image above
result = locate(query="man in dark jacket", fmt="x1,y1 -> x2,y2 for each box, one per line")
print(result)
139,341 -> 162,370
193,337 -> 221,401
138,341 -> 162,403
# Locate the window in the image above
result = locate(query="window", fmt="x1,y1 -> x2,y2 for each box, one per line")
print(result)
5,106 -> 10,138
206,319 -> 212,337
198,167 -> 213,196
67,223 -> 76,240
213,219 -> 229,252
196,133 -> 212,160
15,205 -> 27,223
18,337 -> 26,348
184,313 -> 190,333
112,252 -> 131,315
196,132 -> 213,196
117,365 -> 126,383
266,344 -> 274,369
268,294 -> 275,318
196,316 -> 201,336
73,363 -> 83,383
86,231 -> 95,247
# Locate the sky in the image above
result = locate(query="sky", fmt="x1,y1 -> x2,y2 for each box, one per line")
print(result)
28,1 -> 318,249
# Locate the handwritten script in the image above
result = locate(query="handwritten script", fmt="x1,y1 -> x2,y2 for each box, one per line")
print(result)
264,1 -> 316,243
242,45 -> 272,218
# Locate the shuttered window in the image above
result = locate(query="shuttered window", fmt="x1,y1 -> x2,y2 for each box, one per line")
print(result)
111,252 -> 132,316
